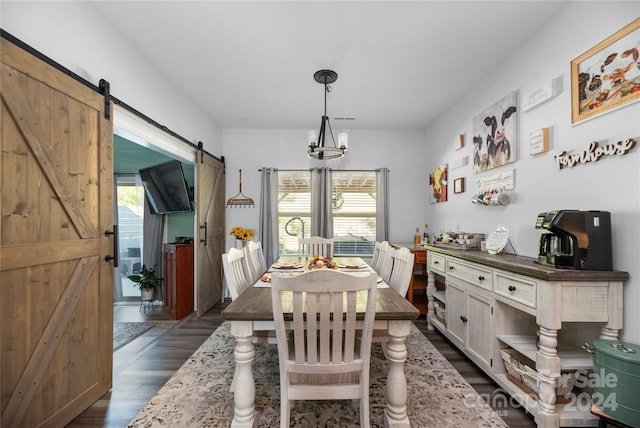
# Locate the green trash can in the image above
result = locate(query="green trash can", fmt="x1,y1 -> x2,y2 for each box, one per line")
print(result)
591,339 -> 640,427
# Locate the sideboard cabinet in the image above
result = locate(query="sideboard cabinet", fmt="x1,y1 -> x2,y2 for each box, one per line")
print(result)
163,243 -> 194,320
425,245 -> 628,428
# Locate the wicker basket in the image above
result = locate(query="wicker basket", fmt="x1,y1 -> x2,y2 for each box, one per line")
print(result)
434,301 -> 446,324
500,347 -> 578,401
500,348 -> 525,382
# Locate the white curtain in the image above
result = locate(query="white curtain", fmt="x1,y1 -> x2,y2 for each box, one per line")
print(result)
376,168 -> 389,241
259,167 -> 279,266
143,196 -> 164,298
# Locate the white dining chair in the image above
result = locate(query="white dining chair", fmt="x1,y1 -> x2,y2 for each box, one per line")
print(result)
387,246 -> 415,298
271,269 -> 377,428
223,246 -> 279,391
370,240 -> 388,271
243,240 -> 268,284
298,236 -> 334,258
221,248 -> 251,301
370,247 -> 415,350
376,242 -> 394,284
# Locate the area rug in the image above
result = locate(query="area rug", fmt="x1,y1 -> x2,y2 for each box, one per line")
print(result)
113,322 -> 158,351
127,322 -> 508,427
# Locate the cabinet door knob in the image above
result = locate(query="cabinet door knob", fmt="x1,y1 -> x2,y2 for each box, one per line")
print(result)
449,265 -> 454,270
460,315 -> 468,323
508,285 -> 516,292
478,275 -> 485,281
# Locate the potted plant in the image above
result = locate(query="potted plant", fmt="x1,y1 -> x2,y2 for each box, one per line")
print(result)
230,226 -> 255,249
127,264 -> 159,301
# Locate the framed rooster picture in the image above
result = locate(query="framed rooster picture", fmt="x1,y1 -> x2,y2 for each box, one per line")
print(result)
571,18 -> 640,124
472,91 -> 517,173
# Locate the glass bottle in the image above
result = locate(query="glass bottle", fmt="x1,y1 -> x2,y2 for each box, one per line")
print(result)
414,228 -> 421,246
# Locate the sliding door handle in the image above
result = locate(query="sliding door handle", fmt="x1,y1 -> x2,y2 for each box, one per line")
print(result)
104,225 -> 119,267
200,221 -> 208,246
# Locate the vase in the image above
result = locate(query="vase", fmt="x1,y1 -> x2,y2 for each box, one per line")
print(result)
235,239 -> 246,250
140,289 -> 154,301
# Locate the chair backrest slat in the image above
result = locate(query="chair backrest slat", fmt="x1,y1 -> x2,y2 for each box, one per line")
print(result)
293,291 -> 307,363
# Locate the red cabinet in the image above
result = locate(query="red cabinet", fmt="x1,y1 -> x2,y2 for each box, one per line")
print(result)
391,243 -> 428,314
163,243 -> 194,320
407,247 -> 427,314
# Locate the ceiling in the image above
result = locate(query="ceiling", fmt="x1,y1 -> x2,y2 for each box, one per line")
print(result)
114,134 -> 195,180
91,1 -> 569,130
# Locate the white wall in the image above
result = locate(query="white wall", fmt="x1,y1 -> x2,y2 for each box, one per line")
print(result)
222,128 -> 427,250
423,2 -> 640,343
3,0 -> 639,342
1,1 -> 223,155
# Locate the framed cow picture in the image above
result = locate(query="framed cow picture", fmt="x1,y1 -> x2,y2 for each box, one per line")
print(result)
472,91 -> 517,173
429,164 -> 448,203
571,18 -> 640,124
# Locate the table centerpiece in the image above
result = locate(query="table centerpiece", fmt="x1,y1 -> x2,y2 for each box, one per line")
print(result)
308,254 -> 337,270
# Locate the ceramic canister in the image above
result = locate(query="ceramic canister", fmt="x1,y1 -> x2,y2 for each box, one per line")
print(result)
591,339 -> 640,426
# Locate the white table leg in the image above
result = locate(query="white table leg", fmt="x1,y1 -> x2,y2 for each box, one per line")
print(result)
384,320 -> 411,428
230,321 -> 257,428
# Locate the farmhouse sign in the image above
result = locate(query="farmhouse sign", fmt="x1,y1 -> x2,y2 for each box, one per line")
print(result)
554,138 -> 636,169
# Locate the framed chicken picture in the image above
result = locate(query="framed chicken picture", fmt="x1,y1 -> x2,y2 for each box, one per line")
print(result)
571,18 -> 640,124
472,91 -> 517,173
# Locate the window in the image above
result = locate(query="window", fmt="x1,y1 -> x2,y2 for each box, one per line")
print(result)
331,171 -> 376,256
115,174 -> 145,297
277,170 -> 377,256
278,171 -> 311,255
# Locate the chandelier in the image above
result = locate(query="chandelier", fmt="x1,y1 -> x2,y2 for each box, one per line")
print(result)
307,69 -> 348,160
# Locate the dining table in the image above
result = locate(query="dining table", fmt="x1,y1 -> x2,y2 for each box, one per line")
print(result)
221,256 -> 420,428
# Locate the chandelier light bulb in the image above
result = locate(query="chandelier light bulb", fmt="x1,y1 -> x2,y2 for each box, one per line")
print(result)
338,132 -> 348,150
308,130 -> 318,148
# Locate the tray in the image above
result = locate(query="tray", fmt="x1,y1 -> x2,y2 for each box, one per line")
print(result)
432,241 -> 481,251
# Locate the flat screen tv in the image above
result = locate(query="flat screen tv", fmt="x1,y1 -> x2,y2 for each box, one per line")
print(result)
139,160 -> 192,214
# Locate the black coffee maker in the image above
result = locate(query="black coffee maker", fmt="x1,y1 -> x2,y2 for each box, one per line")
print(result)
535,210 -> 612,270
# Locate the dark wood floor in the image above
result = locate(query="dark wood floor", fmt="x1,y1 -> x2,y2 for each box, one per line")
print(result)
417,322 -> 536,428
67,301 -> 536,427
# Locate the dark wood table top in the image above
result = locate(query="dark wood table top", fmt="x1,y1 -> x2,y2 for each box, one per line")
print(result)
222,286 -> 420,322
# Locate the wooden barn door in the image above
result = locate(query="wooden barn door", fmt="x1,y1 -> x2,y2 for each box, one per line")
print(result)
196,152 -> 225,316
1,38 -> 114,427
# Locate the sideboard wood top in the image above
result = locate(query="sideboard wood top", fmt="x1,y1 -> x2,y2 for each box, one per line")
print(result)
392,242 -> 427,252
424,244 -> 629,282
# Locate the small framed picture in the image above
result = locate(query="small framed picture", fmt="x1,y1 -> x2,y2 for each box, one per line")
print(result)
453,177 -> 465,194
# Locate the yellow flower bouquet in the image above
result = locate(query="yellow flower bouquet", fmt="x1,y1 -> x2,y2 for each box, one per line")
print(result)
230,226 -> 255,241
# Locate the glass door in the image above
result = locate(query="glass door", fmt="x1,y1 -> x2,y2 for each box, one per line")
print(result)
115,174 -> 145,300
